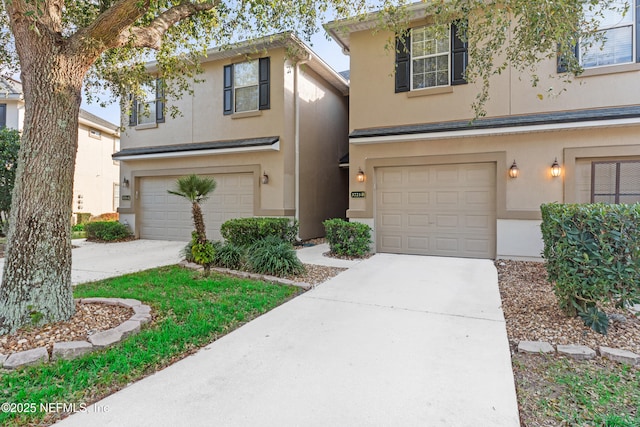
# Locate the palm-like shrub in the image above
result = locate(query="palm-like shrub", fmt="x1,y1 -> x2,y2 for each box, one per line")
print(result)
168,174 -> 216,244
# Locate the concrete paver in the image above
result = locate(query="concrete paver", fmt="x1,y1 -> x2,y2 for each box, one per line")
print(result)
55,252 -> 520,427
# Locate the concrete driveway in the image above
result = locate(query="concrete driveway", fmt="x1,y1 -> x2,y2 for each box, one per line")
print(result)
0,239 -> 187,285
56,252 -> 520,426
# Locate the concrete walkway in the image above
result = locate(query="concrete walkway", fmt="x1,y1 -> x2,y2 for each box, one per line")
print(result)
56,251 -> 520,426
0,239 -> 186,285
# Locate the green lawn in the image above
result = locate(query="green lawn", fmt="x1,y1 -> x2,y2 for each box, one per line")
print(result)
0,266 -> 300,426
513,353 -> 640,426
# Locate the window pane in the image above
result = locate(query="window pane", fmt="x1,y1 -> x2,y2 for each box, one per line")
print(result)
584,0 -> 632,28
581,26 -> 633,67
137,101 -> 156,125
411,25 -> 450,89
235,86 -> 258,112
437,71 -> 449,86
234,61 -> 259,88
413,74 -> 425,89
619,162 -> 640,202
425,72 -> 436,87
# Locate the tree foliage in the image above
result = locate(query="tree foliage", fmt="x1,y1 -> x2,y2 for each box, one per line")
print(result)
0,128 -> 19,234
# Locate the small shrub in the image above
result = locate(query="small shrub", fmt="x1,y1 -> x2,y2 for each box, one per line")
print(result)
541,203 -> 640,330
71,223 -> 85,232
213,242 -> 245,270
85,221 -> 132,241
221,217 -> 298,247
323,218 -> 371,257
246,236 -> 305,277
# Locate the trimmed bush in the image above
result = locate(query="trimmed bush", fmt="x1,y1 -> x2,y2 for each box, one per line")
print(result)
541,203 -> 640,326
71,223 -> 85,232
246,236 -> 305,277
323,218 -> 371,258
220,217 -> 298,247
85,221 -> 132,242
213,242 -> 245,270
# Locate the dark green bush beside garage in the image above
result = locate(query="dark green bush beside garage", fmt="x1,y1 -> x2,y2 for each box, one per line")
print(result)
540,203 -> 640,330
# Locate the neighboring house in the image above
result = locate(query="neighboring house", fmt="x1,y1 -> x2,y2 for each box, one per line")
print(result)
326,2 -> 640,260
114,33 -> 349,241
0,78 -> 121,221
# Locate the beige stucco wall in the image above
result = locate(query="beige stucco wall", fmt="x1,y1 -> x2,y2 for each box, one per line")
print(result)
73,123 -> 120,216
297,65 -> 349,239
3,100 -> 23,131
348,28 -> 640,132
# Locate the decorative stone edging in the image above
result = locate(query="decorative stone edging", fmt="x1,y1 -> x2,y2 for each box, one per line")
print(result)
178,261 -> 313,290
0,298 -> 152,370
517,340 -> 640,366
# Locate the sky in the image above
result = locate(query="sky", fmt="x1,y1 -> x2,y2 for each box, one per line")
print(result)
80,31 -> 351,126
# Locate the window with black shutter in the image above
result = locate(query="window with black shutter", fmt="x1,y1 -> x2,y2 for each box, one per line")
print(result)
395,23 -> 468,93
224,57 -> 271,114
0,104 -> 6,129
128,78 -> 165,126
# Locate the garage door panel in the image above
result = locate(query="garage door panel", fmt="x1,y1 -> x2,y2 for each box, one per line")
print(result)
140,173 -> 254,241
376,163 -> 495,259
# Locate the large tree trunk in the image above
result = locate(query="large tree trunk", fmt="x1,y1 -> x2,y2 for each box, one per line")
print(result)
0,41 -> 87,333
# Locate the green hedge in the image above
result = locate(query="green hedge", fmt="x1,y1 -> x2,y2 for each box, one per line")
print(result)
85,221 -> 132,242
323,218 -> 371,257
220,217 -> 298,247
540,203 -> 640,318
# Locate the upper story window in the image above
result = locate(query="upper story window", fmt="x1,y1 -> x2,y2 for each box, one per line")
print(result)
591,160 -> 640,203
89,128 -> 101,139
223,57 -> 270,115
128,78 -> 165,127
581,0 -> 636,68
411,25 -> 451,89
395,22 -> 468,93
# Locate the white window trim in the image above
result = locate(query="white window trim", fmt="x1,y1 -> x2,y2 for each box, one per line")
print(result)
233,62 -> 259,113
410,25 -> 451,90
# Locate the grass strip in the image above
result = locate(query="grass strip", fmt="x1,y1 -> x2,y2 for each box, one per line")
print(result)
0,265 -> 299,426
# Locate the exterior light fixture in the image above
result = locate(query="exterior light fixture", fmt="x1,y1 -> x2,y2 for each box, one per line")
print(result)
123,177 -> 130,188
356,168 -> 366,183
551,158 -> 561,177
508,160 -> 519,178
261,171 -> 269,184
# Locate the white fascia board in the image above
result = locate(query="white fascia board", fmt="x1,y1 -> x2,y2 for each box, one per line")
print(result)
115,140 -> 280,160
349,117 -> 640,144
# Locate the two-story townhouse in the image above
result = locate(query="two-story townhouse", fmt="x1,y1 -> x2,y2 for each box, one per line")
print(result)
114,33 -> 349,242
326,2 -> 640,260
0,78 -> 121,221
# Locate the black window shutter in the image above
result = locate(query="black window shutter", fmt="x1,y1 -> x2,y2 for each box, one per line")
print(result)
259,57 -> 270,110
128,94 -> 137,126
557,44 -> 579,73
451,22 -> 468,85
223,64 -> 233,115
0,104 -> 6,128
155,79 -> 165,123
395,31 -> 411,93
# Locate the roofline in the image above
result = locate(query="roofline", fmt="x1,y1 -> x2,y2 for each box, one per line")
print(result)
146,32 -> 349,96
79,109 -> 119,136
324,2 -> 430,53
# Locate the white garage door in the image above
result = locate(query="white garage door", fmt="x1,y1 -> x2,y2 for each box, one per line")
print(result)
139,173 -> 254,241
376,163 -> 496,258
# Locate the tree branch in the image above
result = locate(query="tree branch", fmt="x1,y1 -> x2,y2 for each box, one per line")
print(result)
124,1 -> 219,50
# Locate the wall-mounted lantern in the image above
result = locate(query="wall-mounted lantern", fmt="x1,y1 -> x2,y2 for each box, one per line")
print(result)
123,177 -> 130,188
551,158 -> 562,178
261,171 -> 269,184
356,168 -> 366,183
508,160 -> 519,178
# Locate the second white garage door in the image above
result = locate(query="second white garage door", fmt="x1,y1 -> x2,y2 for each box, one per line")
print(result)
139,173 -> 254,241
376,163 -> 496,258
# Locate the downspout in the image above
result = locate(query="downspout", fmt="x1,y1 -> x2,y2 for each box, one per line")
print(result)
294,54 -> 311,239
